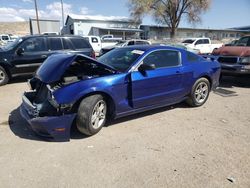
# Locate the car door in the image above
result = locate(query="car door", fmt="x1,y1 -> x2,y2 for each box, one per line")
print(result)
11,37 -> 48,74
202,39 -> 210,54
194,39 -> 205,54
195,39 -> 210,54
130,49 -> 184,109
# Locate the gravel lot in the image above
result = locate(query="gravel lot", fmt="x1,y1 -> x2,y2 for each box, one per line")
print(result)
0,76 -> 250,188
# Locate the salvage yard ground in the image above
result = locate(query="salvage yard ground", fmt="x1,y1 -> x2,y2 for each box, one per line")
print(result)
0,76 -> 250,188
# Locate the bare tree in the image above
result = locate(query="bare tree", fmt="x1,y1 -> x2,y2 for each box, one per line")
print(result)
128,0 -> 211,38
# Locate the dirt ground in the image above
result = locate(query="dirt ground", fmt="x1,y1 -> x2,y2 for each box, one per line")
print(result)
0,76 -> 249,188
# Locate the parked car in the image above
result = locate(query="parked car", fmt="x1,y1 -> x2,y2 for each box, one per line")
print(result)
167,44 -> 201,54
20,45 -> 221,141
83,35 -> 119,56
182,38 -> 223,54
0,34 -> 11,45
212,35 -> 250,76
100,39 -> 151,55
0,35 -> 94,86
101,34 -> 122,41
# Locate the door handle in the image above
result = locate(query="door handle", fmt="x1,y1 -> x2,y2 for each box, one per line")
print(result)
41,55 -> 47,58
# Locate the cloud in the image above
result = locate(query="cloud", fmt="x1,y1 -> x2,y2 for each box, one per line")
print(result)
0,7 -> 45,22
0,1 -> 91,22
22,0 -> 33,3
0,1 -> 125,23
80,7 -> 90,14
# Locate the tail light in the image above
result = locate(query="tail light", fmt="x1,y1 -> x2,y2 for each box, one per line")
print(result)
91,50 -> 96,59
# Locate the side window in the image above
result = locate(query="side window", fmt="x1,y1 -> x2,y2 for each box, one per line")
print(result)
70,38 -> 91,49
203,39 -> 209,44
62,38 -> 74,50
91,37 -> 99,43
19,37 -> 46,52
143,50 -> 180,69
49,38 -> 63,51
83,37 -> 90,42
195,40 -> 203,45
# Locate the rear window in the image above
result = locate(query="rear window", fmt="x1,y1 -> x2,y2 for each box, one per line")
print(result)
91,37 -> 99,43
70,38 -> 91,49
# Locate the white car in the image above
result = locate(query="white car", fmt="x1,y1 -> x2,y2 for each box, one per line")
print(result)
182,38 -> 223,54
83,35 -> 119,56
0,34 -> 11,45
100,39 -> 151,55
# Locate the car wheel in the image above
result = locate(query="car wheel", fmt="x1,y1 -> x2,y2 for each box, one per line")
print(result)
76,94 -> 107,136
0,66 -> 9,86
186,78 -> 210,107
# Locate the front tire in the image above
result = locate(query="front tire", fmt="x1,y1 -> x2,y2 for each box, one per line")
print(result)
186,78 -> 210,107
0,66 -> 9,86
76,95 -> 107,136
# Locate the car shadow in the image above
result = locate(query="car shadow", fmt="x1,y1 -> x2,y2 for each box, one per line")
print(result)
9,102 -> 189,141
105,102 -> 189,127
8,75 -> 32,85
9,106 -> 90,142
213,75 -> 250,97
8,107 -> 44,142
219,75 -> 250,88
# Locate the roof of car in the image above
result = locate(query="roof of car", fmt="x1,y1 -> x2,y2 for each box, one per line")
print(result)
21,34 -> 84,39
121,45 -> 185,53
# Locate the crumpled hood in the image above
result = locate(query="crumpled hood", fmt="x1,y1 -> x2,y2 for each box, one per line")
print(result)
36,53 -> 117,83
213,46 -> 250,57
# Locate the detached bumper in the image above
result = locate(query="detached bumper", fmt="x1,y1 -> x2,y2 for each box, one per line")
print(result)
20,94 -> 76,141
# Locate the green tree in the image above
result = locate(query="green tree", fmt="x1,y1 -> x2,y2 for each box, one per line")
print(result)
128,0 -> 211,39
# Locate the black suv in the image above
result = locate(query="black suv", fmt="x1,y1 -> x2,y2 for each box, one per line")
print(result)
0,35 -> 94,86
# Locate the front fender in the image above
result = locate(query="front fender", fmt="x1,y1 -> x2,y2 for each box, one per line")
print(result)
53,79 -> 114,105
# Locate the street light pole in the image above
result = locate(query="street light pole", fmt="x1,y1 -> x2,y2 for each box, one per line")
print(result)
61,0 -> 65,26
34,0 -> 40,34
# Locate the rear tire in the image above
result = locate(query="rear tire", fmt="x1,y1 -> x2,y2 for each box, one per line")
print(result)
186,78 -> 210,107
0,66 -> 9,86
76,95 -> 107,136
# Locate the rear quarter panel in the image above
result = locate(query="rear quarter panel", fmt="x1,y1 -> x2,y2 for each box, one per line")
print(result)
182,53 -> 221,91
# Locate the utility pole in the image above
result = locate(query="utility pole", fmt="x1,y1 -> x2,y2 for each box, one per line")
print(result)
61,0 -> 65,26
34,0 -> 40,34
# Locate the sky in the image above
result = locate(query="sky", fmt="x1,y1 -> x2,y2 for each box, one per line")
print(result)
0,0 -> 249,29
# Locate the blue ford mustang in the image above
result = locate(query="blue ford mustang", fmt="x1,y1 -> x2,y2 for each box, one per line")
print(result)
20,45 -> 221,141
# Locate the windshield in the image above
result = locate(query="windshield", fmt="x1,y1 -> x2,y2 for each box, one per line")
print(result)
235,37 -> 250,46
98,48 -> 144,72
1,38 -> 22,51
182,39 -> 195,44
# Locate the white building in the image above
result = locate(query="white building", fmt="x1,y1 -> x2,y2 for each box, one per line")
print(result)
62,15 -> 142,39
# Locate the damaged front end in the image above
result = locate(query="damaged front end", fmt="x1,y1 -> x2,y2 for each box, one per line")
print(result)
20,53 -> 117,141
20,80 -> 76,141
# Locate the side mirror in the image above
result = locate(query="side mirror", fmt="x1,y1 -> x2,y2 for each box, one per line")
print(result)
138,63 -> 155,72
16,48 -> 24,56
